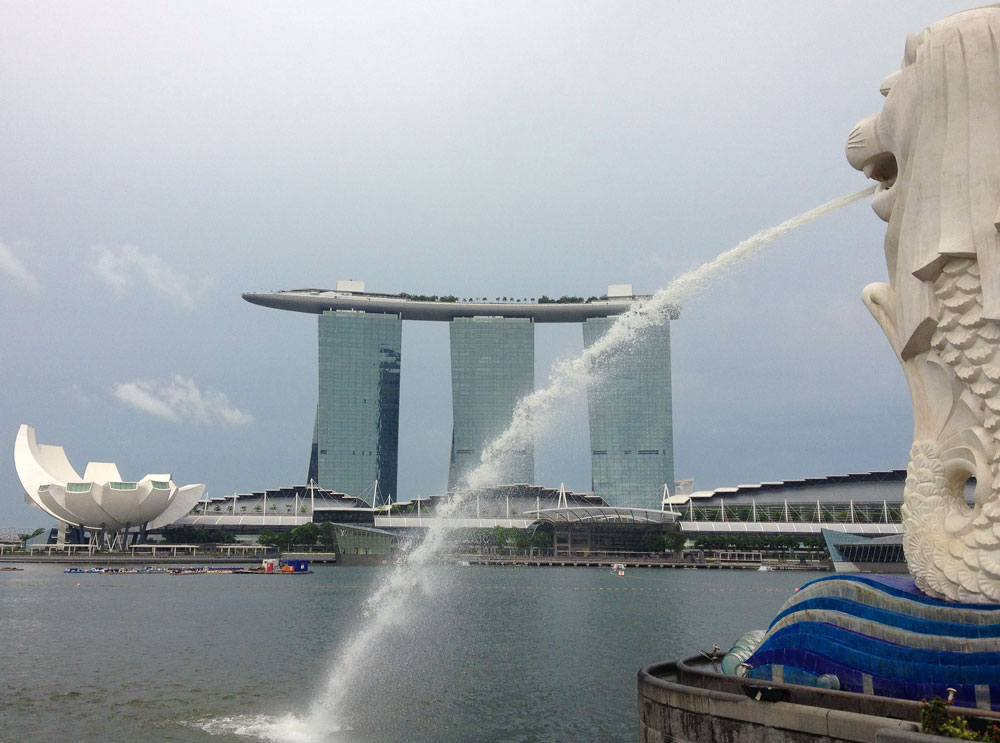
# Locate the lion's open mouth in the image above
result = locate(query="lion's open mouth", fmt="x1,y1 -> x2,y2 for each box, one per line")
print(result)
864,151 -> 898,221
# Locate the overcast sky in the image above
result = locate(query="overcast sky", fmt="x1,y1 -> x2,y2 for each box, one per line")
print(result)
0,1 -> 976,526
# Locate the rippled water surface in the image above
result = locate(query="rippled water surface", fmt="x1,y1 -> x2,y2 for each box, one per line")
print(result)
0,564 -> 823,741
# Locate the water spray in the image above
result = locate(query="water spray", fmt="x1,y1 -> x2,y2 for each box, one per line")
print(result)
207,185 -> 874,741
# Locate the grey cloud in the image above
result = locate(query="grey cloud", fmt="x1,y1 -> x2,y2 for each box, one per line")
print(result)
113,375 -> 253,427
0,240 -> 40,292
91,244 -> 213,309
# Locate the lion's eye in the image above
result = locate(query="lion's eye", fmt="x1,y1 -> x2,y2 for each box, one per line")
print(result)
880,70 -> 902,97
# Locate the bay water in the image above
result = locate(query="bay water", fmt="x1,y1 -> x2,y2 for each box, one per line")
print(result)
1,563 -> 822,741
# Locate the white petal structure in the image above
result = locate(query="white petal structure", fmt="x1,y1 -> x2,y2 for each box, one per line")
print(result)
14,424 -> 205,531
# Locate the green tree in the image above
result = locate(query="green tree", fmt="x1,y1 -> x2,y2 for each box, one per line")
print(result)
643,534 -> 666,552
257,529 -> 289,550
285,522 -> 319,550
531,529 -> 552,553
318,522 -> 338,551
511,529 -> 533,554
487,526 -> 508,553
664,531 -> 688,554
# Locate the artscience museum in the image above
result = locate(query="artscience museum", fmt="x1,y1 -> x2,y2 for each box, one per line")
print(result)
14,424 -> 205,546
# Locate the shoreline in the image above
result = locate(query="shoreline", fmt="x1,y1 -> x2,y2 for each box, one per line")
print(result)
0,553 -> 830,570
0,554 -> 267,565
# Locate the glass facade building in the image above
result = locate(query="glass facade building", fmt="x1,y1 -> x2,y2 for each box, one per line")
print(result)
448,317 -> 534,491
316,311 -> 401,503
583,317 -> 674,510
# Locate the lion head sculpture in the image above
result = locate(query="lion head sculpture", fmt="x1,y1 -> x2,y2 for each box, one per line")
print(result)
848,7 -> 1000,360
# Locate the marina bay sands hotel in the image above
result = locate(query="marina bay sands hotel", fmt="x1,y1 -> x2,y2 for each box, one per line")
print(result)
243,281 -> 677,510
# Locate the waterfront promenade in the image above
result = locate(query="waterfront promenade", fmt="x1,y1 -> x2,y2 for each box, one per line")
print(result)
453,553 -> 829,570
1,548 -> 830,569
0,542 -> 274,564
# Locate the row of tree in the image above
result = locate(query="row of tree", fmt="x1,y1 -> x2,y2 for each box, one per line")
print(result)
203,503 -> 309,513
537,295 -> 610,304
257,522 -> 337,552
691,534 -> 826,552
397,294 -> 617,305
402,293 -> 460,302
642,532 -> 689,553
161,523 -> 338,551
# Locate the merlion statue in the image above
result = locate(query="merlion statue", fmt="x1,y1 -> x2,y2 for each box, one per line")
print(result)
848,7 -> 1000,602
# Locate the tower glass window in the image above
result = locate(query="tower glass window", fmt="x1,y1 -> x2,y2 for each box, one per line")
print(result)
448,317 -> 534,491
583,317 -> 674,509
317,311 -> 401,503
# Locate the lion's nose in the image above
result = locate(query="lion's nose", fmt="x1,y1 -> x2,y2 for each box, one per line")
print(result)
846,113 -> 885,171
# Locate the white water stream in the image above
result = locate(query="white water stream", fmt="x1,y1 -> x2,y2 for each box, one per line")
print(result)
205,185 -> 874,742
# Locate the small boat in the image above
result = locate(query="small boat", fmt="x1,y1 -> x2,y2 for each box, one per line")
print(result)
611,563 -> 625,576
757,565 -> 773,572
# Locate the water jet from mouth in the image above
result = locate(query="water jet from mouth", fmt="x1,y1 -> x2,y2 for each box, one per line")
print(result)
208,184 -> 875,742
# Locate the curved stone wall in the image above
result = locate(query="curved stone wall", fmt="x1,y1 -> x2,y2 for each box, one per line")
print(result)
637,656 -> 1000,743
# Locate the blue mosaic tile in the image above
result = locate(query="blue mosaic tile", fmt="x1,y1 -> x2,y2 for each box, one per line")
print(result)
743,576 -> 1000,711
771,597 -> 1000,637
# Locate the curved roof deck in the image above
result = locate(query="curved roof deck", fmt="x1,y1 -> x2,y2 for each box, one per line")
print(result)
527,506 -> 679,525
242,288 -> 678,323
664,471 -> 910,507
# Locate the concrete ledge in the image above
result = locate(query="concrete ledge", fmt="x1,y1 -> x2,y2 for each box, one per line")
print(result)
828,709 -> 915,743
708,694 -> 766,725
282,551 -> 336,563
0,554 -> 265,564
766,701 -> 830,735
637,657 -> 998,743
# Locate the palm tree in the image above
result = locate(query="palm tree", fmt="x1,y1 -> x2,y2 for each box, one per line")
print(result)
18,528 -> 44,549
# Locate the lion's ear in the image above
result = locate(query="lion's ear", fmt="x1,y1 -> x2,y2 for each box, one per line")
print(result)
994,204 -> 1000,233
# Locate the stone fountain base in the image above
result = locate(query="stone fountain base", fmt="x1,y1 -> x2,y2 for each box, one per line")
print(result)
639,653 -> 1000,743
639,656 -> 923,743
639,575 -> 1000,742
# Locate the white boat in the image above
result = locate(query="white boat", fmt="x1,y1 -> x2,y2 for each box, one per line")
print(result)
611,563 -> 625,576
757,565 -> 773,572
